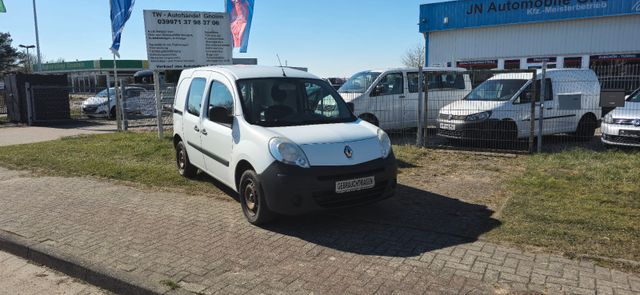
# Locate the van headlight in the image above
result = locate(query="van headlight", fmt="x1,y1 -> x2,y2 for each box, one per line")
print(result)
269,137 -> 310,168
603,113 -> 614,124
377,129 -> 391,159
465,111 -> 491,122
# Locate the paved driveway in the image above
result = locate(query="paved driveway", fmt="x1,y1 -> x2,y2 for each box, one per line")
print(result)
0,167 -> 637,294
0,122 -> 115,146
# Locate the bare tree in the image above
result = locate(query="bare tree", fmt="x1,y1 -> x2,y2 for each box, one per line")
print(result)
402,43 -> 425,68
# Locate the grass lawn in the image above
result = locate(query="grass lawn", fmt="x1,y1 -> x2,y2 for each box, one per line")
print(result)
0,132 -> 637,271
488,148 -> 640,272
0,132 -> 227,198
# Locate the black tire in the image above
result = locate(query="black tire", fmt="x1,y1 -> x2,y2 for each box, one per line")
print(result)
109,107 -> 116,120
358,114 -> 379,127
175,141 -> 197,178
497,121 -> 518,148
239,170 -> 275,225
574,115 -> 597,141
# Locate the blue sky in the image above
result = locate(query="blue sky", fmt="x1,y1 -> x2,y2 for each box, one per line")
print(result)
0,0 -> 442,77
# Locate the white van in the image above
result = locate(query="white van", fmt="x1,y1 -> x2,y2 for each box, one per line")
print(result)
338,68 -> 472,130
437,69 -> 601,141
173,66 -> 397,224
601,88 -> 640,147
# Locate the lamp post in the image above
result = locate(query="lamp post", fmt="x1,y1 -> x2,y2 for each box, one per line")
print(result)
19,44 -> 36,73
31,0 -> 43,72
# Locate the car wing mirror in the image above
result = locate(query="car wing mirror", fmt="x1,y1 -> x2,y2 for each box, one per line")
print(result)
209,106 -> 233,124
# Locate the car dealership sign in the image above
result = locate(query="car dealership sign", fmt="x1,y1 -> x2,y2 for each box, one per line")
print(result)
144,10 -> 232,70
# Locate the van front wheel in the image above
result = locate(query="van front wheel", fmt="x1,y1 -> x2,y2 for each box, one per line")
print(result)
176,141 -> 197,178
239,170 -> 275,225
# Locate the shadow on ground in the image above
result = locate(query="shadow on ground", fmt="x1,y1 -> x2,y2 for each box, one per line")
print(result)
262,184 -> 501,257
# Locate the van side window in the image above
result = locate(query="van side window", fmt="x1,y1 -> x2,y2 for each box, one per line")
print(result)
408,72 -> 466,93
206,81 -> 234,123
186,78 -> 206,116
372,73 -> 403,96
518,78 -> 553,104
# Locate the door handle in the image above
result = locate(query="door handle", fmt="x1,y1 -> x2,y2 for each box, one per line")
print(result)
193,126 -> 200,132
546,108 -> 554,110
201,129 -> 208,136
399,95 -> 406,98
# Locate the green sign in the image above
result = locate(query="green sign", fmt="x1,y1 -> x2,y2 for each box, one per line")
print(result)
36,60 -> 148,72
0,0 -> 6,13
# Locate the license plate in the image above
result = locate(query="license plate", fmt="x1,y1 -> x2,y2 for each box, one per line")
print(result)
439,123 -> 456,131
335,176 -> 375,194
620,130 -> 640,137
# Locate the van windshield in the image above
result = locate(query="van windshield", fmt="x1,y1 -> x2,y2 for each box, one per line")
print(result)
464,79 -> 527,101
628,89 -> 640,103
339,71 -> 381,93
237,78 -> 356,127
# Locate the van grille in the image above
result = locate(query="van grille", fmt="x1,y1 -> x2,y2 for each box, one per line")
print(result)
439,113 -> 466,121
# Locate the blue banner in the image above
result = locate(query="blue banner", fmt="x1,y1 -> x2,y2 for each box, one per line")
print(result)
110,0 -> 136,57
227,0 -> 255,53
420,0 -> 640,33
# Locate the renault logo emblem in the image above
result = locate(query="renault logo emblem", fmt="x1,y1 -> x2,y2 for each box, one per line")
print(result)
344,145 -> 353,158
448,114 -> 453,121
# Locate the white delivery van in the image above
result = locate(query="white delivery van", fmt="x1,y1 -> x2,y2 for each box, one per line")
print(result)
437,69 -> 601,141
601,88 -> 640,147
173,66 -> 397,225
338,68 -> 472,130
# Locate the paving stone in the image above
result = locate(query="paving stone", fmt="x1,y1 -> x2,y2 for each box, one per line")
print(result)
0,168 -> 637,295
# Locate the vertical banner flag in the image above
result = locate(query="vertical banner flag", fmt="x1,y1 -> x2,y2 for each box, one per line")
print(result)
227,0 -> 254,53
109,0 -> 135,57
0,0 -> 6,13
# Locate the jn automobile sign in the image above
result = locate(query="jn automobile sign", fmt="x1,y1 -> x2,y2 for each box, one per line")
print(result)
144,10 -> 232,70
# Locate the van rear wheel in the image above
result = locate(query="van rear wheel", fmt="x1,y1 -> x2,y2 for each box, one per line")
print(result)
574,115 -> 597,141
176,141 -> 197,178
239,170 -> 275,225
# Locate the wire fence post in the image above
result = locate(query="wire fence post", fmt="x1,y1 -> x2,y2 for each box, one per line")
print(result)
120,79 -> 128,131
423,70 -> 430,147
529,70 -> 537,154
537,63 -> 547,153
24,82 -> 33,126
416,66 -> 424,147
153,70 -> 164,139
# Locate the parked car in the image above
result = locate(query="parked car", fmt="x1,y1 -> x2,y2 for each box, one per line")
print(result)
338,67 -> 472,130
437,69 -> 601,141
325,77 -> 346,90
172,66 -> 397,225
81,86 -> 149,118
602,88 -> 640,147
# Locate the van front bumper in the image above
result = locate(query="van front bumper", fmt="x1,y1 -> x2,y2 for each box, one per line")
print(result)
601,123 -> 640,147
259,153 -> 397,215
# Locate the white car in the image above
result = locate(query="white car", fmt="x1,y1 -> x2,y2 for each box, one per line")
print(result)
437,69 -> 601,141
338,67 -> 472,130
81,87 -> 148,118
172,66 -> 397,225
602,88 -> 640,147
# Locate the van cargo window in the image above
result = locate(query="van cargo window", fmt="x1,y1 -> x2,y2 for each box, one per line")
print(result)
408,72 -> 465,93
186,78 -> 206,116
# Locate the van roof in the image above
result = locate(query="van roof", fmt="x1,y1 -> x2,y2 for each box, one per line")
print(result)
366,67 -> 466,74
490,68 -> 597,81
182,65 -> 320,80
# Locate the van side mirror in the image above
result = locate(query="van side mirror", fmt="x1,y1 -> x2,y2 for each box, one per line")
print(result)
346,102 -> 355,113
371,84 -> 387,97
209,106 -> 233,125
519,91 -> 533,104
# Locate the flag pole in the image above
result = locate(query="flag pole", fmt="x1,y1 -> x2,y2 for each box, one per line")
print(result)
113,54 -> 122,131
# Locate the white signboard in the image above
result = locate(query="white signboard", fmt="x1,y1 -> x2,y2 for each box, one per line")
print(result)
144,10 -> 233,70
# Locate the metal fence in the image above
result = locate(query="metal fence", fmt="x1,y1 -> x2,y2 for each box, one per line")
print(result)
352,64 -> 639,153
0,89 -> 6,115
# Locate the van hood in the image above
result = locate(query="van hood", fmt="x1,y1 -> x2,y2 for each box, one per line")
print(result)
338,92 -> 364,103
83,96 -> 109,106
439,100 -> 508,116
266,120 -> 376,145
609,102 -> 640,119
266,120 -> 382,166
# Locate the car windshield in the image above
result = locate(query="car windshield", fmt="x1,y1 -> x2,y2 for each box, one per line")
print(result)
96,88 -> 115,97
338,71 -> 381,93
628,89 -> 640,102
237,78 -> 356,127
464,79 -> 527,101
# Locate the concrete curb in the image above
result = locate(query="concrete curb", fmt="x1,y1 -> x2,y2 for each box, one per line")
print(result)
0,230 -> 162,295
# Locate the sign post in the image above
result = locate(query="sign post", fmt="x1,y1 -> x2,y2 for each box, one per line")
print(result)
144,10 -> 233,139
